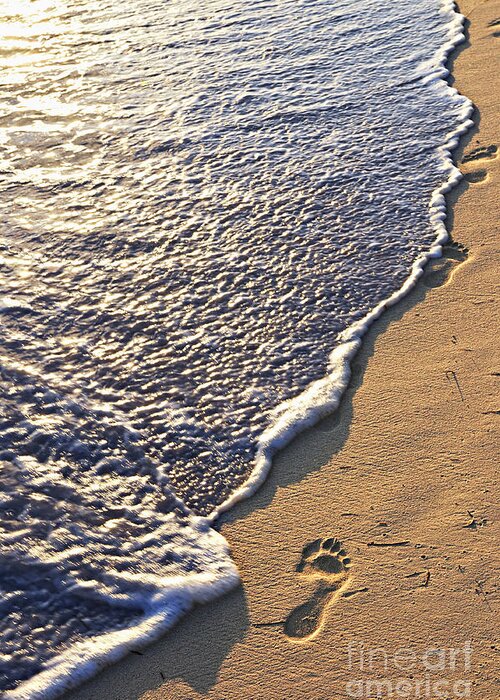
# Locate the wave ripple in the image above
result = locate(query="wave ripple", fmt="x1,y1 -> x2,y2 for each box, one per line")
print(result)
0,0 -> 471,696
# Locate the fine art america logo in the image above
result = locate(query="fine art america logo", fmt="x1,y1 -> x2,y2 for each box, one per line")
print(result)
345,641 -> 473,698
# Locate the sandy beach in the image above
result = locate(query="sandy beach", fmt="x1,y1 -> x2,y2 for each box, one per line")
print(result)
66,1 -> 499,698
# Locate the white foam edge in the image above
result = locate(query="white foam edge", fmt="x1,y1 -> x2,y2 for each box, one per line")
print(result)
5,522 -> 239,700
208,0 -> 474,523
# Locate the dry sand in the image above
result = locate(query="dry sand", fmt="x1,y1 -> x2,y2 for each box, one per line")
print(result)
67,1 -> 499,698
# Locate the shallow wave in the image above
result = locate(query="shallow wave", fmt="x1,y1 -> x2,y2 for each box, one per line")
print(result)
0,0 -> 471,696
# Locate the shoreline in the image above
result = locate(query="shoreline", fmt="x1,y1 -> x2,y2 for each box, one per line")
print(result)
66,1 -> 499,699
208,0 -> 473,525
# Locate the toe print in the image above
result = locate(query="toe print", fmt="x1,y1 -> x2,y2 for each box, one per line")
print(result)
285,538 -> 352,641
462,144 -> 497,163
297,537 -> 351,576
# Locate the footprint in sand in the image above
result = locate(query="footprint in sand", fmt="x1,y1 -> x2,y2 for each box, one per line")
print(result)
462,144 -> 498,163
284,537 -> 352,641
422,242 -> 469,289
464,169 -> 488,184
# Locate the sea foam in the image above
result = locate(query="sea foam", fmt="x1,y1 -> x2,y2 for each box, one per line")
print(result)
0,0 -> 472,696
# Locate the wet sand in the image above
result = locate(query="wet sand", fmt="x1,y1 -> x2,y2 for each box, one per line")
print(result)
66,1 -> 499,698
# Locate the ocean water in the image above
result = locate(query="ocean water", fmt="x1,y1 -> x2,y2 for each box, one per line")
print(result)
0,0 -> 471,696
